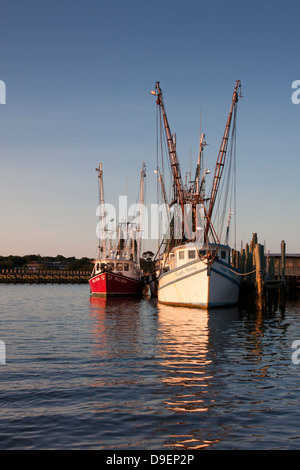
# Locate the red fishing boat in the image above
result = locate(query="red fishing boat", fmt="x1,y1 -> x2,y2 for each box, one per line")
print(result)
89,260 -> 144,296
89,163 -> 146,297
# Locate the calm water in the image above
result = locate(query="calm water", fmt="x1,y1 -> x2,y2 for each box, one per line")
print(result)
0,284 -> 300,450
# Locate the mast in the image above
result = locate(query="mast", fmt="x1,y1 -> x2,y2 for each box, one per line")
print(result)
152,82 -> 185,211
152,82 -> 189,246
204,80 -> 241,242
138,162 -> 146,232
195,133 -> 206,196
136,162 -> 146,263
95,163 -> 107,258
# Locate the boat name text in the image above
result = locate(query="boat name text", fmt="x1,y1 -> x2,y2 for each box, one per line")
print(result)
174,264 -> 197,277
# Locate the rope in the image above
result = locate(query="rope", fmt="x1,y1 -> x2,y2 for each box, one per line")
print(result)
227,266 -> 257,276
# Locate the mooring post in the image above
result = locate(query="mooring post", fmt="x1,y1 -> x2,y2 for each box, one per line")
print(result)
245,243 -> 251,273
241,248 -> 245,273
251,233 -> 257,254
255,243 -> 266,312
279,240 -> 286,312
281,240 -> 286,282
269,255 -> 274,280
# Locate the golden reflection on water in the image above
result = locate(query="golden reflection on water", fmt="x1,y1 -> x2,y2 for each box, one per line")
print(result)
156,303 -> 211,387
88,297 -> 222,449
156,303 -> 219,448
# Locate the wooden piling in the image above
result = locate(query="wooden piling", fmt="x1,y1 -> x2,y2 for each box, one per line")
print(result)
237,234 -> 289,313
268,254 -> 275,280
280,240 -> 286,281
254,243 -> 266,312
279,240 -> 286,312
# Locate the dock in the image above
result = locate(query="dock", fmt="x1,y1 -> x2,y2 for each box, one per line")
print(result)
1,238 -> 298,314
0,269 -> 90,284
233,233 -> 298,313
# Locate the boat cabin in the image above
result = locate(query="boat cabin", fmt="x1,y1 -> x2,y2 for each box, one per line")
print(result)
162,243 -> 231,271
91,257 -> 141,279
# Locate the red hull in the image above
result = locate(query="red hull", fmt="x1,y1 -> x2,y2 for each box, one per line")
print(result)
89,271 -> 144,297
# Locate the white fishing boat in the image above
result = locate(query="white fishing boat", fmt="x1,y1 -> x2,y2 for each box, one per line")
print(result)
157,242 -> 240,308
151,80 -> 242,308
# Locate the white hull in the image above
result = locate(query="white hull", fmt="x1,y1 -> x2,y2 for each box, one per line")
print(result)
158,258 -> 240,308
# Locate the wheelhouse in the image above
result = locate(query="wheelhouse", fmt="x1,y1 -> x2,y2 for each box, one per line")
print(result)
162,243 -> 231,270
91,257 -> 141,279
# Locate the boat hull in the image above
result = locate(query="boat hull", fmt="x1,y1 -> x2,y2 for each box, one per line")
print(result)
89,271 -> 144,297
158,259 -> 240,308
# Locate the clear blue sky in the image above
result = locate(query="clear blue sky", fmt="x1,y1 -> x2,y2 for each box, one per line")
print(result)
0,0 -> 299,257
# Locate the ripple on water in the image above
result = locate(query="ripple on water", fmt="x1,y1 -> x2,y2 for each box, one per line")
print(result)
0,285 -> 300,449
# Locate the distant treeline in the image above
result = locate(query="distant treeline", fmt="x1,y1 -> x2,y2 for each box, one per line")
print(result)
0,251 -> 156,273
0,254 -> 93,271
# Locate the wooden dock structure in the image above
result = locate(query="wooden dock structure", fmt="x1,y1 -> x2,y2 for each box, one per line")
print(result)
1,237 -> 298,313
233,233 -> 297,313
0,269 -> 90,284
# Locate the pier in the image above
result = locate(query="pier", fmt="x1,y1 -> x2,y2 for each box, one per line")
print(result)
233,233 -> 298,313
0,269 -> 90,284
1,238 -> 298,314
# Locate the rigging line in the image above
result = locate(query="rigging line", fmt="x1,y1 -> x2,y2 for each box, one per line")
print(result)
159,107 -> 172,205
219,108 -> 238,245
156,101 -> 159,202
97,175 -> 102,249
212,104 -> 238,242
159,108 -> 167,181
156,106 -> 164,253
226,107 -> 238,246
218,124 -> 234,238
158,109 -> 172,249
159,109 -> 168,198
97,176 -> 100,246
212,148 -> 230,240
197,194 -> 219,244
233,107 -> 237,250
205,82 -> 240,242
162,117 -> 172,197
159,108 -> 164,178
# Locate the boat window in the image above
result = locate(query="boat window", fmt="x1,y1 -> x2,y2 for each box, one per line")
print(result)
178,251 -> 185,260
116,263 -> 123,271
124,263 -> 129,271
188,250 -> 196,259
107,262 -> 114,270
96,263 -> 100,271
169,253 -> 175,259
221,250 -> 227,260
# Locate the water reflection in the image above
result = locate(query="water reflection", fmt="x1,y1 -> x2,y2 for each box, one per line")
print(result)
156,304 -> 240,391
237,308 -> 289,379
1,284 -> 299,450
88,297 -> 242,449
155,304 -> 240,448
156,304 -> 211,390
87,296 -> 294,450
89,296 -> 145,360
